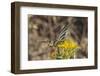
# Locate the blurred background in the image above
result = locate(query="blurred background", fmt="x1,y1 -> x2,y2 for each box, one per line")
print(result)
28,15 -> 88,60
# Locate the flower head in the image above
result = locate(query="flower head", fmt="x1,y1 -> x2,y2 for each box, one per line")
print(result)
56,38 -> 79,49
49,38 -> 80,59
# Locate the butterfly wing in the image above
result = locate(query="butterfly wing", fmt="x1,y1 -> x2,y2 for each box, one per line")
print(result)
54,24 -> 71,46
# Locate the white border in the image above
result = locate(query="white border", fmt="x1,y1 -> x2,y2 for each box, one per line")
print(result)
20,6 -> 95,70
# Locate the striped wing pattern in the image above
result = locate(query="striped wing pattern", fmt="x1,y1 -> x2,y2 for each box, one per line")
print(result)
54,24 -> 71,45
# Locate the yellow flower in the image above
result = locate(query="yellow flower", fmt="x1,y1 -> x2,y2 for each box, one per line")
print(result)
49,38 -> 80,59
56,38 -> 79,49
